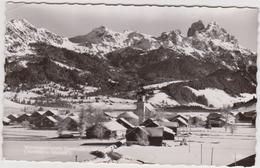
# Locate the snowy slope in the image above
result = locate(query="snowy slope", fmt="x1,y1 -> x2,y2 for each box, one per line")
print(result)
144,80 -> 188,90
148,90 -> 179,107
185,86 -> 256,108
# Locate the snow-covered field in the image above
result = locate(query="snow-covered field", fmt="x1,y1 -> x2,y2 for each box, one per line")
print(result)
3,125 -> 256,165
115,127 -> 256,166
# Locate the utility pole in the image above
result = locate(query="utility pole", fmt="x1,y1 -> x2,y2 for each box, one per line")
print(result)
234,152 -> 237,166
188,140 -> 190,153
211,147 -> 214,165
200,143 -> 203,165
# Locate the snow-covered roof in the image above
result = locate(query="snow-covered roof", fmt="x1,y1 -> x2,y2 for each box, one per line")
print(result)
36,111 -> 46,115
46,116 -> 58,123
162,126 -> 176,135
117,118 -> 135,129
58,115 -> 67,120
104,111 -> 124,118
158,118 -> 170,122
176,114 -> 189,121
102,121 -> 127,131
176,117 -> 188,126
145,127 -> 164,137
8,114 -> 19,118
46,109 -> 59,115
118,111 -> 139,120
3,117 -> 11,123
19,113 -> 31,117
68,115 -> 80,123
144,103 -> 156,112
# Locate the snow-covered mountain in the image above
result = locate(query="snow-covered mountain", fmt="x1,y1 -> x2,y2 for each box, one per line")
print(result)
6,19 -> 65,57
69,26 -> 160,56
6,19 -> 255,57
4,19 -> 257,109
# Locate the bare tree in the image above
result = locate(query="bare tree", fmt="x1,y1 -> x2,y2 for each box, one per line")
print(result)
57,120 -> 68,137
78,107 -> 88,138
85,105 -> 108,125
221,105 -> 232,132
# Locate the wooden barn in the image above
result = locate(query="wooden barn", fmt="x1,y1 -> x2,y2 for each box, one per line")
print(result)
189,116 -> 207,127
126,126 -> 164,146
145,127 -> 164,146
162,126 -> 176,140
60,116 -> 80,131
86,120 -> 127,139
206,112 -> 226,127
33,116 -> 58,129
126,126 -> 150,146
235,111 -> 256,126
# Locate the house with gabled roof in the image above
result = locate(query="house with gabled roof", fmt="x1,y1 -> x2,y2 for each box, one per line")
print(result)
60,115 -> 80,131
3,117 -> 11,125
141,118 -> 177,139
7,114 -> 19,123
170,117 -> 188,127
235,110 -> 256,125
33,115 -> 58,129
169,114 -> 189,123
86,120 -> 127,139
126,126 -> 164,146
206,112 -> 226,127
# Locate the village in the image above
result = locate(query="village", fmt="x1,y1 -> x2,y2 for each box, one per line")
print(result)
2,87 -> 256,166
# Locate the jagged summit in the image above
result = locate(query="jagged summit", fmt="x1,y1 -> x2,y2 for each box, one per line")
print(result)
5,18 -> 66,57
8,18 -> 35,30
187,20 -> 205,37
6,19 -> 255,61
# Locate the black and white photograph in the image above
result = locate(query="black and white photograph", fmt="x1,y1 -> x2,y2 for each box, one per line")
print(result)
2,2 -> 258,166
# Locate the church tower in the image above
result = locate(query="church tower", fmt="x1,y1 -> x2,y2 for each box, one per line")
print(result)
135,86 -> 146,124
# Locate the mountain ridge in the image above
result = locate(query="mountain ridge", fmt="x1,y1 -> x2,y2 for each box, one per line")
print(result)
4,19 -> 257,109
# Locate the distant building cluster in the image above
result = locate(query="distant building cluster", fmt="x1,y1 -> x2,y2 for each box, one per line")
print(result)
3,89 -> 256,147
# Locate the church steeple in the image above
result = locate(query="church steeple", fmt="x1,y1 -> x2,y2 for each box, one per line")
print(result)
135,85 -> 146,124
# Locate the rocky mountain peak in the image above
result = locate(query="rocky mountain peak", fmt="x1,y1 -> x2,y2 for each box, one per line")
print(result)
204,22 -> 237,43
5,19 -> 65,57
157,29 -> 183,47
187,20 -> 205,37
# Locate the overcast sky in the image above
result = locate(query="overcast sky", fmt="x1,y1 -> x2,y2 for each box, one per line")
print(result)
6,3 -> 258,52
